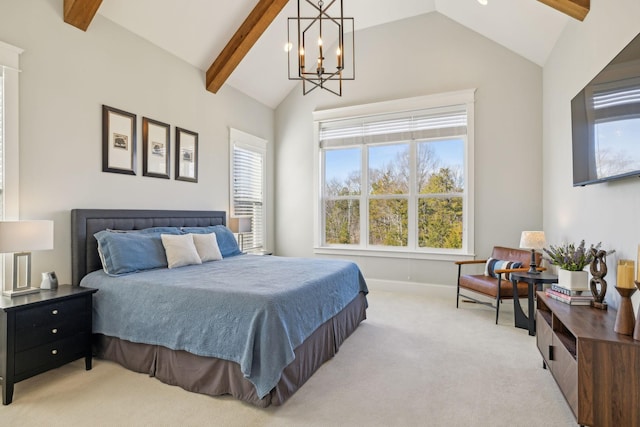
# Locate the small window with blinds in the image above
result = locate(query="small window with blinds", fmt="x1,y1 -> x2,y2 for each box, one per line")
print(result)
230,129 -> 267,252
318,97 -> 472,254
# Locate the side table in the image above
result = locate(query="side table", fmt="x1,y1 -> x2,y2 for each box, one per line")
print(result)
509,271 -> 558,336
0,285 -> 98,404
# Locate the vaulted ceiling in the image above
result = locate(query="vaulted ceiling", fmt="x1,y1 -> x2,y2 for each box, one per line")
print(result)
64,0 -> 586,108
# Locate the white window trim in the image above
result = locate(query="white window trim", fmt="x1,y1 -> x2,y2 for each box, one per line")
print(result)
0,40 -> 22,220
312,89 -> 476,261
229,128 -> 268,250
0,41 -> 23,291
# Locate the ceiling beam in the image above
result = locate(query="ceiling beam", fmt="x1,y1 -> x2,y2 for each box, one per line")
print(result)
206,0 -> 289,94
63,0 -> 103,31
537,0 -> 589,21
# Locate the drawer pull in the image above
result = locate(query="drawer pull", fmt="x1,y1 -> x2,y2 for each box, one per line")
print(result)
51,328 -> 58,334
51,349 -> 58,355
52,309 -> 59,315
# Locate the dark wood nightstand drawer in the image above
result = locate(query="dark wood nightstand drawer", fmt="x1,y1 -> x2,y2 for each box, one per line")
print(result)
15,314 -> 89,352
15,297 -> 88,330
14,333 -> 90,377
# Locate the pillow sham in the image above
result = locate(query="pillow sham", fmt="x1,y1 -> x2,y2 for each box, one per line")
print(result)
180,225 -> 242,258
484,258 -> 523,280
191,233 -> 223,262
94,230 -> 170,276
161,234 -> 203,268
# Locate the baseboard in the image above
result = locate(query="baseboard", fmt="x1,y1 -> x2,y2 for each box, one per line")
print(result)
364,278 -> 452,294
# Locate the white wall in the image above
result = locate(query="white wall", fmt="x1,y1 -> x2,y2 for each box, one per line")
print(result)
0,0 -> 275,285
543,0 -> 640,310
275,12 -> 543,286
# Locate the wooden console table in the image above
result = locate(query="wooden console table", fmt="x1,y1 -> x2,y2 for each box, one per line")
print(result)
536,291 -> 640,427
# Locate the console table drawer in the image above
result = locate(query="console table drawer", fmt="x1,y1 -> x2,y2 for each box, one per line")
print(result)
536,311 -> 553,366
14,333 -> 89,377
552,337 -> 578,416
15,297 -> 88,329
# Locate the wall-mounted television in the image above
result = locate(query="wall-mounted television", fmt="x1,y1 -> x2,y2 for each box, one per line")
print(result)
571,32 -> 640,186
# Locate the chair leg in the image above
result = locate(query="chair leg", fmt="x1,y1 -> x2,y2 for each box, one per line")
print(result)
456,264 -> 462,308
495,275 -> 502,324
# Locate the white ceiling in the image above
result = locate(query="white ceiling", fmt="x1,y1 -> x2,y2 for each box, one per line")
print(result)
97,0 -> 569,108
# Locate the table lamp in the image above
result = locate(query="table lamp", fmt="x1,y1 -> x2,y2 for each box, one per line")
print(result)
228,217 -> 251,252
519,230 -> 545,275
0,220 -> 54,297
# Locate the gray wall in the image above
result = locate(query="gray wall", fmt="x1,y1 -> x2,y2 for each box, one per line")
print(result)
542,0 -> 640,311
275,12 -> 543,286
0,0 -> 275,285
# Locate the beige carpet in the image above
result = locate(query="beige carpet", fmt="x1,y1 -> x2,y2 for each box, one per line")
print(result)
2,283 -> 576,427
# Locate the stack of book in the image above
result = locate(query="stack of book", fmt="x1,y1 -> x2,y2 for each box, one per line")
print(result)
545,284 -> 594,305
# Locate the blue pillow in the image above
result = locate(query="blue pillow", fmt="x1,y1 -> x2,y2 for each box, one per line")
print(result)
94,228 -> 180,276
484,258 -> 523,280
180,225 -> 242,258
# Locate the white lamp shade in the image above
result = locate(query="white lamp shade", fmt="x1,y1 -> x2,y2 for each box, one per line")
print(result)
0,220 -> 54,253
228,217 -> 251,233
519,231 -> 546,250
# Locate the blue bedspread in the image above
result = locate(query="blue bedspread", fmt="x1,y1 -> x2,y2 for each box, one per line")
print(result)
80,255 -> 368,399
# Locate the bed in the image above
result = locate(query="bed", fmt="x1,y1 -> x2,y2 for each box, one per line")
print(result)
70,209 -> 368,407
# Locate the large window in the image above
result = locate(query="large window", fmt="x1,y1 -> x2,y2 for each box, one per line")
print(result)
229,128 -> 267,252
315,90 -> 474,258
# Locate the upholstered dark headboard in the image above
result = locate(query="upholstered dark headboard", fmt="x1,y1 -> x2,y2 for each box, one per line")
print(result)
71,209 -> 226,286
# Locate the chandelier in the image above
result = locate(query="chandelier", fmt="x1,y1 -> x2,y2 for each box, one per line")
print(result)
287,0 -> 355,96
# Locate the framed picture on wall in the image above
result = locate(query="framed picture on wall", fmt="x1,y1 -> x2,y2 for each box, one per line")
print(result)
175,127 -> 198,183
102,105 -> 136,175
142,117 -> 170,179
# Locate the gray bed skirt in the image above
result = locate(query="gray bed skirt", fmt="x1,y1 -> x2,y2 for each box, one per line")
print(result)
94,292 -> 367,407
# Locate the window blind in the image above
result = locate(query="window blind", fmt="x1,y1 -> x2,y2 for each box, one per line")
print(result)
231,144 -> 264,250
319,105 -> 467,148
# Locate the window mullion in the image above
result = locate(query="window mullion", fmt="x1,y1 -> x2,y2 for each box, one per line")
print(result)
407,140 -> 417,250
320,150 -> 327,245
361,146 -> 368,249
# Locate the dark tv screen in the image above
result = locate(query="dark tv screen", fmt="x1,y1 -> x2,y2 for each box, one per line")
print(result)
572,32 -> 640,186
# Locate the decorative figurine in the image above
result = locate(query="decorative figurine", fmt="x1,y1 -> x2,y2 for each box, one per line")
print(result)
590,248 -> 608,310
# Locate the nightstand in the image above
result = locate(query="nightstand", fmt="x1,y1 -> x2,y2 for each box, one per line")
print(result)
0,285 -> 97,405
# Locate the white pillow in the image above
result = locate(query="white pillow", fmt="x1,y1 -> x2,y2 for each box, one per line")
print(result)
191,233 -> 223,262
160,234 -> 202,268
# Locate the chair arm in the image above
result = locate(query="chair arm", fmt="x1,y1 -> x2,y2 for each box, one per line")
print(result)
455,259 -> 488,284
454,259 -> 487,266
